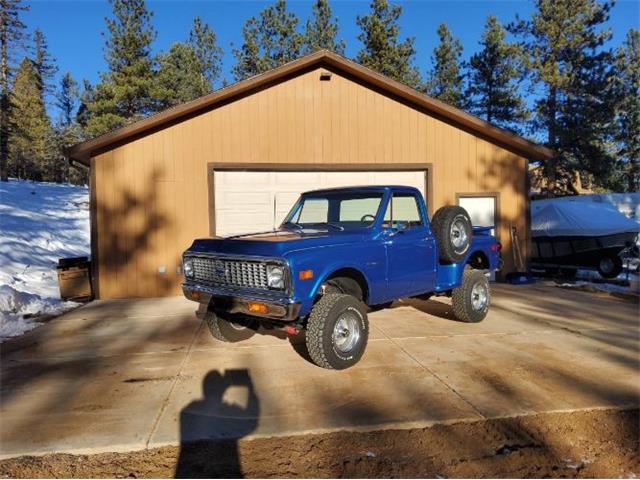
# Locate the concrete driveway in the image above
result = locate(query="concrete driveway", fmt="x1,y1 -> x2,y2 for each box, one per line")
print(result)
1,284 -> 638,459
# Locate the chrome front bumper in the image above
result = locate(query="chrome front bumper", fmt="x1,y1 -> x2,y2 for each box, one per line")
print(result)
182,282 -> 301,321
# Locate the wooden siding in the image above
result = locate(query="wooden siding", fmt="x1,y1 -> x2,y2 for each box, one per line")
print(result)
92,67 -> 529,299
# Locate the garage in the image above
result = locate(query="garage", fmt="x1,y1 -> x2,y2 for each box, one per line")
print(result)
67,50 -> 553,299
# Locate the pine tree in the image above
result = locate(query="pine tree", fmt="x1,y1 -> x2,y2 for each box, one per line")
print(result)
232,0 -> 303,81
56,72 -> 79,127
613,29 -> 640,192
32,28 -> 57,102
188,16 -> 223,91
426,24 -> 464,108
76,79 -> 94,130
0,0 -> 29,181
509,0 -> 616,194
86,0 -> 157,137
54,72 -> 86,184
355,0 -> 421,88
466,16 -> 527,130
8,58 -> 52,180
303,0 -> 345,54
155,42 -> 210,108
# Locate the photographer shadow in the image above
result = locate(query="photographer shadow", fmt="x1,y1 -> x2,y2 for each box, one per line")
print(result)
175,369 -> 259,478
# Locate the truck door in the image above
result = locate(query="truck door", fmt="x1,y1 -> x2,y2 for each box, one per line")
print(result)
383,192 -> 437,298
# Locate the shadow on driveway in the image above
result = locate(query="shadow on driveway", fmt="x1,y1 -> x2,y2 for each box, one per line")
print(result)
175,369 -> 259,478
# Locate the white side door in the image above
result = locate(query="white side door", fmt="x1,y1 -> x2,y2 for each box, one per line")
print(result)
458,195 -> 497,280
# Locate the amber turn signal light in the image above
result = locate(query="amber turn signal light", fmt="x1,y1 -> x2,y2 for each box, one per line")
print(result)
299,270 -> 314,280
247,302 -> 269,314
190,291 -> 201,301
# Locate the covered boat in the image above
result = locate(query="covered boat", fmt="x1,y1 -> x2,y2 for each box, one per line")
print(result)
531,201 -> 640,278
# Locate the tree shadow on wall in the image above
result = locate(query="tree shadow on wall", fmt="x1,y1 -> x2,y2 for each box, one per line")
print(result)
95,166 -> 175,297
175,369 -> 260,478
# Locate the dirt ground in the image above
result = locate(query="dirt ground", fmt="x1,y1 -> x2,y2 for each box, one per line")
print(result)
1,408 -> 637,478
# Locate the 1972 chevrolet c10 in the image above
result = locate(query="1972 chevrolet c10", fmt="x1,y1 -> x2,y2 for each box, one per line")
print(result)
182,186 -> 501,369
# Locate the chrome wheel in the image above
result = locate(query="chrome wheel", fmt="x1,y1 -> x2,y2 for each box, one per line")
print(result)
471,281 -> 488,311
450,218 -> 469,250
332,311 -> 361,354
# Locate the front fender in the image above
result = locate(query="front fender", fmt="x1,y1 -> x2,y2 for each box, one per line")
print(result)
285,243 -> 386,316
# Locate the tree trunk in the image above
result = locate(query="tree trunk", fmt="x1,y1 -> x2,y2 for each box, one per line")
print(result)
545,86 -> 558,197
630,154 -> 639,192
0,23 -> 8,182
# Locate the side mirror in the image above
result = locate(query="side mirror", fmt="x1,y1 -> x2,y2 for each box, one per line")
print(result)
386,221 -> 408,237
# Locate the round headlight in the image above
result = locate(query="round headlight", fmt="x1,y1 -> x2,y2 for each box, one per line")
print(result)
183,258 -> 194,278
267,265 -> 285,289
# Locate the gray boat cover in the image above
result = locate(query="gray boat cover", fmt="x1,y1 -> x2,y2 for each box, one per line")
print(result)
531,201 -> 640,237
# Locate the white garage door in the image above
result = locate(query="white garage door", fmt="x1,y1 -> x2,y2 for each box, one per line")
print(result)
214,170 -> 427,236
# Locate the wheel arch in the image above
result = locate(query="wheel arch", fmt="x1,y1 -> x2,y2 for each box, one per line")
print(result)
466,250 -> 490,270
314,267 -> 371,304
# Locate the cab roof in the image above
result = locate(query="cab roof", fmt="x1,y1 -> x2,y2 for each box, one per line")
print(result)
303,185 -> 420,195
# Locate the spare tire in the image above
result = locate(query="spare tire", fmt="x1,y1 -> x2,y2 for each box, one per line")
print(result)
431,206 -> 473,263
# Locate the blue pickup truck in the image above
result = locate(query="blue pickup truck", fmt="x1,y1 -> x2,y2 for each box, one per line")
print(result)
182,186 -> 500,369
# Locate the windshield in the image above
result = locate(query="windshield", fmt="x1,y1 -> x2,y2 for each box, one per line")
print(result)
282,191 -> 385,230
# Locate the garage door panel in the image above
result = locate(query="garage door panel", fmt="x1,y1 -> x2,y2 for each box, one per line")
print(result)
217,211 -> 273,236
216,171 -> 273,189
274,171 -> 323,188
218,191 -> 271,207
214,169 -> 427,237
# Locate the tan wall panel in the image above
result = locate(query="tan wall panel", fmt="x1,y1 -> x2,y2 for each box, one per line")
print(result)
92,67 -> 529,298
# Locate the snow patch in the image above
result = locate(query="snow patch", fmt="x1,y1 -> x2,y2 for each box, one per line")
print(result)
0,179 -> 89,340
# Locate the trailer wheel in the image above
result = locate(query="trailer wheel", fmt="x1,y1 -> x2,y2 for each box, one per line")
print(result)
205,311 -> 256,343
306,294 -> 368,370
598,255 -> 623,279
431,206 -> 473,263
452,269 -> 490,323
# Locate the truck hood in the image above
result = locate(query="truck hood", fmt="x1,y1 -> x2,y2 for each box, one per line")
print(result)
186,228 -> 367,258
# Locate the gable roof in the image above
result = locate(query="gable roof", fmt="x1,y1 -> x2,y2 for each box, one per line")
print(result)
67,50 -> 554,166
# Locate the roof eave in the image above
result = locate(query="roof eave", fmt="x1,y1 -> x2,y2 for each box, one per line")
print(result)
66,49 -> 554,166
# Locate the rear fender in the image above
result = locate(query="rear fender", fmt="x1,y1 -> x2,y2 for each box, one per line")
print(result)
434,246 -> 497,291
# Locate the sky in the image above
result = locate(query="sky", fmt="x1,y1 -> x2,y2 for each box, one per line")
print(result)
21,0 -> 640,115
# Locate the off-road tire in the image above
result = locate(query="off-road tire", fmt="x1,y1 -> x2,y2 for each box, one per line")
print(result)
598,255 -> 623,279
306,293 -> 369,370
205,311 -> 256,343
431,206 -> 473,263
452,269 -> 490,323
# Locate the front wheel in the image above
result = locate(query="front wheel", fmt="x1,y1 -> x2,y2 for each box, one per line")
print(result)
306,294 -> 369,370
205,311 -> 257,343
452,269 -> 490,323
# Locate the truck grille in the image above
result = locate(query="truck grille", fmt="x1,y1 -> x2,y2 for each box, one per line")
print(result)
191,257 -> 269,290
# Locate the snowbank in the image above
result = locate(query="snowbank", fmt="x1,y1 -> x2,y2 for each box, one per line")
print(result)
0,179 -> 90,340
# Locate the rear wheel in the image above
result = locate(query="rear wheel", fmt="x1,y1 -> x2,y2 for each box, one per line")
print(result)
205,311 -> 256,343
452,269 -> 490,323
431,206 -> 473,263
306,294 -> 369,370
598,255 -> 622,279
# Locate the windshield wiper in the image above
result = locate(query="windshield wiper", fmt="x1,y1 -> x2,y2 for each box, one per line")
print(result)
283,221 -> 304,230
